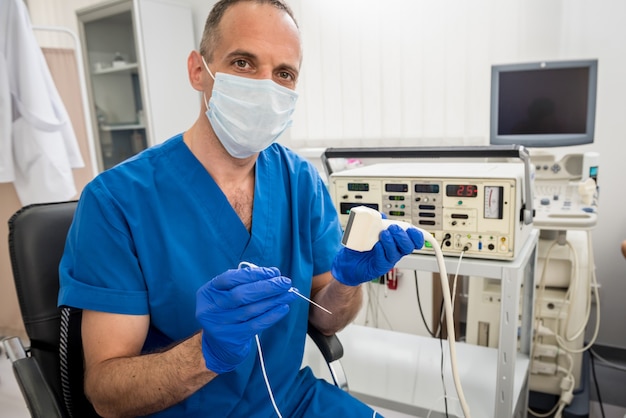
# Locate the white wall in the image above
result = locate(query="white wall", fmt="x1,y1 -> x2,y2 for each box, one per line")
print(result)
286,0 -> 626,350
284,0 -> 626,350
557,1 -> 626,350
286,0 -> 568,147
25,0 -> 626,349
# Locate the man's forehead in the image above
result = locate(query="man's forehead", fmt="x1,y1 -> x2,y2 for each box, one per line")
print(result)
216,3 -> 301,65
219,2 -> 298,34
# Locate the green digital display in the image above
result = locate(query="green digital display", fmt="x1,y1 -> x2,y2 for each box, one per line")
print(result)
385,183 -> 408,193
414,184 -> 440,194
348,183 -> 369,192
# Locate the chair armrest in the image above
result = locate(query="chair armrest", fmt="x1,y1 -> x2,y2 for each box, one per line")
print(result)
2,337 -> 64,418
307,322 -> 344,363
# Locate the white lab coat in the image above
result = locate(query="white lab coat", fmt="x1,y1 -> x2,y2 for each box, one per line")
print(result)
1,0 -> 84,206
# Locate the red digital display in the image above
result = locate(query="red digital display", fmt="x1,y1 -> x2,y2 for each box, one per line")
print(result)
446,184 -> 478,198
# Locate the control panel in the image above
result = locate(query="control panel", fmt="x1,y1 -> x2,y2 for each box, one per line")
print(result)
329,162 -> 533,260
531,151 -> 599,230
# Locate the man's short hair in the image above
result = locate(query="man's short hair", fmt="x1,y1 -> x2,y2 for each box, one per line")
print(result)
199,0 -> 298,62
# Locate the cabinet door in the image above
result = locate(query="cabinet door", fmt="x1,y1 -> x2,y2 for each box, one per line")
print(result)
136,0 -> 199,145
79,0 -> 197,171
79,1 -> 146,171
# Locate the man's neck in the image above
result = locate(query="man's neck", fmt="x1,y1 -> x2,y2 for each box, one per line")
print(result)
183,120 -> 256,230
183,120 -> 257,188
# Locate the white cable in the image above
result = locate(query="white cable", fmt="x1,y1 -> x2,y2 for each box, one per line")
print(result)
365,281 -> 379,327
542,238 -> 586,344
365,278 -> 396,330
529,405 -> 560,417
372,282 -> 378,327
437,251 -> 463,337
590,348 -> 626,372
530,238 -> 558,392
560,240 -> 579,339
530,234 -> 589,418
425,395 -> 462,418
416,228 -> 471,418
451,250 -> 464,308
364,282 -> 372,326
240,233 -> 473,417
554,403 -> 566,418
256,335 -> 283,418
556,231 -> 601,354
558,239 -> 588,342
378,302 -> 395,330
563,352 -> 574,375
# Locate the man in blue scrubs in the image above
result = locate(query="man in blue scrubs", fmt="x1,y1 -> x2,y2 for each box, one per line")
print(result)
58,1 -> 423,417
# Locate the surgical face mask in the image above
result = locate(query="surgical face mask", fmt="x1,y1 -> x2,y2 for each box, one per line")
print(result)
201,56 -> 298,159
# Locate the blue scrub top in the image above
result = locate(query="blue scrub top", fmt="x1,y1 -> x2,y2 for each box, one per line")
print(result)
58,135 -> 377,417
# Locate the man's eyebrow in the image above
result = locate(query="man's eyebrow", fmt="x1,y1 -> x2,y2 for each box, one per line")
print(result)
225,49 -> 257,61
226,49 -> 299,76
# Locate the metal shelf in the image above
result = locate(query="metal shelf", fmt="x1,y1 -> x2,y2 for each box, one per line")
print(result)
99,123 -> 144,131
391,228 -> 539,417
92,62 -> 138,75
337,325 -> 531,418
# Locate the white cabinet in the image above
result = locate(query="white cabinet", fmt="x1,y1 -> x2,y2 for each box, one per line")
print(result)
77,0 -> 198,171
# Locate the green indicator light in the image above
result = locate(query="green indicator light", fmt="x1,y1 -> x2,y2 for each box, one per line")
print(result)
467,234 -> 471,239
458,200 -> 463,205
425,241 -> 433,248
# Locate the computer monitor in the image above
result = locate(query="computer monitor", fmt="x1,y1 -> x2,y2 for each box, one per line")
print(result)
490,59 -> 598,147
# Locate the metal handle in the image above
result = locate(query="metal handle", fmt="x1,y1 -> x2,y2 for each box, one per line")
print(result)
322,145 -> 534,225
2,336 -> 28,362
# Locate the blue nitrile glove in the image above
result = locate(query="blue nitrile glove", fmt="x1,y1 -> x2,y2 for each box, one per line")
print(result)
331,224 -> 424,286
195,266 -> 298,374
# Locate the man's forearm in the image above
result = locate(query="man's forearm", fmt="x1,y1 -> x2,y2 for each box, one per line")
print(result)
86,333 -> 215,418
310,279 -> 362,335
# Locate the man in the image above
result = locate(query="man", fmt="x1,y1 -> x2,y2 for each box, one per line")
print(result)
58,1 -> 423,417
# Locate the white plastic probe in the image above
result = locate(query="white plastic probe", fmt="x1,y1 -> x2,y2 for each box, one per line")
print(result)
342,206 -> 471,418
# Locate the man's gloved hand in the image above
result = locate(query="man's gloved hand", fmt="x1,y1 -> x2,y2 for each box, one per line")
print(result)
331,224 -> 424,286
196,266 -> 297,374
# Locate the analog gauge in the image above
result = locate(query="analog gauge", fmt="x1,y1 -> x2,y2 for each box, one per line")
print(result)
484,186 -> 503,219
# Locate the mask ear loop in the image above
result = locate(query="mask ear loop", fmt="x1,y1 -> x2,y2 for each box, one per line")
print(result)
201,55 -> 216,80
201,55 -> 215,112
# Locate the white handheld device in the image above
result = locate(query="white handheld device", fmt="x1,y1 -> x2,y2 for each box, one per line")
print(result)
342,206 -> 412,252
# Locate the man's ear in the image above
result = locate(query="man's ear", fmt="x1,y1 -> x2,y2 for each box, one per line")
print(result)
187,50 -> 205,92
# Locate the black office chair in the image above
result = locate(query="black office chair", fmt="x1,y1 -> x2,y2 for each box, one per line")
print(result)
2,201 -> 346,418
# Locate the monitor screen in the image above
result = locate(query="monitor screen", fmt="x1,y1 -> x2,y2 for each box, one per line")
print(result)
490,59 -> 598,147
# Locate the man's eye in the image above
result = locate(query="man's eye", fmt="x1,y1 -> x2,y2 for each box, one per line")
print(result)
235,60 -> 248,68
278,71 -> 292,80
